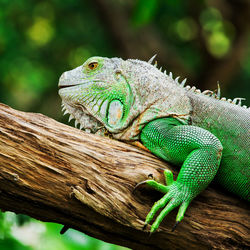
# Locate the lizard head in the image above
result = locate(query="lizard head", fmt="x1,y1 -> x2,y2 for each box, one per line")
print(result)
59,56 -> 190,139
59,56 -> 135,135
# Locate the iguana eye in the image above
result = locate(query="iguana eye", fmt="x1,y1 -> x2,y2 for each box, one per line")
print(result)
88,62 -> 98,70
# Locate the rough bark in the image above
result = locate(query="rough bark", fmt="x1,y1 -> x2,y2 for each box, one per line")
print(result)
0,103 -> 249,250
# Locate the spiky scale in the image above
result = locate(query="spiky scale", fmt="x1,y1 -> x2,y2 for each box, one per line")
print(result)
202,90 -> 213,96
75,120 -> 79,128
68,114 -> 74,122
216,83 -> 221,99
180,78 -> 187,86
175,76 -> 180,84
148,54 -> 157,64
233,98 -> 245,106
63,110 -> 69,115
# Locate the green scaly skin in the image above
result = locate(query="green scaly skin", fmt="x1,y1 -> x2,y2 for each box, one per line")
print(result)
58,56 -> 250,233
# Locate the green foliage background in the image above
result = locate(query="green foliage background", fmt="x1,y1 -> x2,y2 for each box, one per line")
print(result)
0,0 -> 249,249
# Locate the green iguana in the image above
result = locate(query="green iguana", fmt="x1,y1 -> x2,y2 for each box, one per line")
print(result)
58,56 -> 250,233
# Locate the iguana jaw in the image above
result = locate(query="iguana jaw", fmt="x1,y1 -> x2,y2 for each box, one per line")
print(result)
61,101 -> 106,135
58,70 -> 106,133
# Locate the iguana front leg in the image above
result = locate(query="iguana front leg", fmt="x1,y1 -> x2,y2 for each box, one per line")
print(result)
139,118 -> 223,233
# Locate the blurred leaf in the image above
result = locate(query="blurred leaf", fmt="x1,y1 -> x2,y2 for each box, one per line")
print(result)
207,31 -> 230,58
0,211 -> 128,250
200,7 -> 233,58
0,211 -> 32,250
175,17 -> 198,41
16,215 -> 30,227
27,17 -> 54,46
132,0 -> 158,27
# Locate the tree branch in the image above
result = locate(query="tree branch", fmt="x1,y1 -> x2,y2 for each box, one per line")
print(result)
0,103 -> 249,249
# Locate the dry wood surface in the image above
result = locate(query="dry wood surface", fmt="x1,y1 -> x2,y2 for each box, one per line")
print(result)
0,103 -> 249,250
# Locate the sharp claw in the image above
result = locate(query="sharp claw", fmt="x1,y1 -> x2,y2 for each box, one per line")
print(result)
157,167 -> 167,172
171,221 -> 180,232
142,223 -> 148,230
132,180 -> 149,194
150,227 -> 156,235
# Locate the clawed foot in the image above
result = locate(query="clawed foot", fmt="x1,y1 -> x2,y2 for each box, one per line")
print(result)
135,169 -> 191,233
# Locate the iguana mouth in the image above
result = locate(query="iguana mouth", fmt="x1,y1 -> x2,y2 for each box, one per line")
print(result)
58,85 -> 78,89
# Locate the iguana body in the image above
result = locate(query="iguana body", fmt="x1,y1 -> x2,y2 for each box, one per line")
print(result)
58,56 -> 250,232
